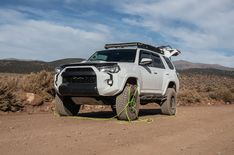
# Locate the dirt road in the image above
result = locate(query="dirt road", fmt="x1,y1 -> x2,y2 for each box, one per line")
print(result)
0,105 -> 234,155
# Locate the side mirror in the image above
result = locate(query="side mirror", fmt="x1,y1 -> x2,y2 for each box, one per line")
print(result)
81,60 -> 87,63
140,58 -> 152,65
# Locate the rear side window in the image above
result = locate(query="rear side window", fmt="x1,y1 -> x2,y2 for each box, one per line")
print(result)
163,56 -> 174,70
152,54 -> 165,69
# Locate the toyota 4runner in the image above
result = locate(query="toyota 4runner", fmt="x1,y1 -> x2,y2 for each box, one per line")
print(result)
54,42 -> 181,121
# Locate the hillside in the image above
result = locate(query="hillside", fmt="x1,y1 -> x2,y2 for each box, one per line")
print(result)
0,58 -> 84,73
178,68 -> 234,78
0,58 -> 234,74
173,60 -> 234,71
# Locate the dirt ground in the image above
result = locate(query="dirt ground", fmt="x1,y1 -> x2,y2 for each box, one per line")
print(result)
0,105 -> 234,155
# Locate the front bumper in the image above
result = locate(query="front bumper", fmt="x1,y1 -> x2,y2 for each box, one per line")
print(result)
55,66 -> 124,97
58,83 -> 98,96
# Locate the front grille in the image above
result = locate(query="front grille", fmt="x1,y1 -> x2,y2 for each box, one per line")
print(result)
65,68 -> 93,72
62,68 -> 96,84
63,76 -> 96,83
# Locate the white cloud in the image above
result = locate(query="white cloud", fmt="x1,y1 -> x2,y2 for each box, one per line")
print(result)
119,0 -> 234,66
0,9 -> 114,60
0,8 -> 152,61
121,0 -> 234,48
0,1 -> 234,67
0,20 -> 111,60
0,9 -> 25,24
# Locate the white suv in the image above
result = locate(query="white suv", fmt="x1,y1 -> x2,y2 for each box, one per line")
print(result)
54,42 -> 181,120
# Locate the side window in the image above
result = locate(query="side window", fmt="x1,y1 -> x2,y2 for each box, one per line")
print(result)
139,50 -> 152,66
163,56 -> 174,70
152,54 -> 165,69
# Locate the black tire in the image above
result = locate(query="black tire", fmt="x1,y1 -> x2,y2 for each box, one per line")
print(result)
111,104 -> 117,115
161,88 -> 177,115
116,84 -> 140,121
55,94 -> 80,116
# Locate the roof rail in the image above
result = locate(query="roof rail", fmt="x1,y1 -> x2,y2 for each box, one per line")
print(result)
105,42 -> 164,55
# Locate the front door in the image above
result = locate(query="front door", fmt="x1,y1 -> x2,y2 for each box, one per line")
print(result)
150,53 -> 165,92
139,50 -> 166,94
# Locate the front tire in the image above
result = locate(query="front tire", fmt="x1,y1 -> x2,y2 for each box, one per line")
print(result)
116,84 -> 140,121
161,88 -> 177,115
111,104 -> 117,115
55,94 -> 80,116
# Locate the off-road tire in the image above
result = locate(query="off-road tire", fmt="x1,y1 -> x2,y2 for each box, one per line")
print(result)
111,104 -> 117,115
55,94 -> 80,116
116,84 -> 140,121
161,88 -> 176,115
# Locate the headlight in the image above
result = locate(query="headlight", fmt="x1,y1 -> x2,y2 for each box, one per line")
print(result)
97,65 -> 120,73
55,67 -> 63,74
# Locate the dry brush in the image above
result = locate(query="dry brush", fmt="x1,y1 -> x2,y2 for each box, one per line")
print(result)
0,71 -> 234,112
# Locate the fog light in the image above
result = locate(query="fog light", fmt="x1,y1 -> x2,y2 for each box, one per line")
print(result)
107,79 -> 113,86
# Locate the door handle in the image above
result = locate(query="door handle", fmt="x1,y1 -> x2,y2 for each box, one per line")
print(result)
166,73 -> 169,75
154,72 -> 157,74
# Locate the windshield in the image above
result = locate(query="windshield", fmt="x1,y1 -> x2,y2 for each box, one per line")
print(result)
88,49 -> 136,62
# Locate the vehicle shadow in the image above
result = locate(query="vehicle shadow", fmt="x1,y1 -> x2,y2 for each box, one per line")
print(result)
78,111 -> 114,119
77,108 -> 162,119
139,108 -> 161,117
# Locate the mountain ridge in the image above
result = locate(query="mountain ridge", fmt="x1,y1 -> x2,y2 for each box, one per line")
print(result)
0,58 -> 233,73
173,60 -> 234,71
0,58 -> 84,73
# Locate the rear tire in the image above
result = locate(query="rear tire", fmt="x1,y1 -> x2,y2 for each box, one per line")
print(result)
116,84 -> 140,121
55,94 -> 80,116
161,88 -> 177,115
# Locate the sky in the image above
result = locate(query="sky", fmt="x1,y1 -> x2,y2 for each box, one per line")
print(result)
0,0 -> 234,67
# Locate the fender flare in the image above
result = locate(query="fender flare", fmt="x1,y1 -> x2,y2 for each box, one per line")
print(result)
118,76 -> 140,95
162,81 -> 176,96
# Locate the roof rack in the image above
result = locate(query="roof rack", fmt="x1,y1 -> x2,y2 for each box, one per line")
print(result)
104,42 -> 181,57
105,42 -> 164,55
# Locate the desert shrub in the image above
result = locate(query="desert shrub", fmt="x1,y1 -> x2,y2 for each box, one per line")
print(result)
179,72 -> 234,105
0,70 -> 234,112
0,77 -> 22,112
209,88 -> 234,103
0,71 -> 55,112
208,92 -> 217,100
177,90 -> 202,105
20,71 -> 55,101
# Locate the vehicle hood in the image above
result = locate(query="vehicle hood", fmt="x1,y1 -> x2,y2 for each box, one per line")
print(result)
60,61 -> 118,68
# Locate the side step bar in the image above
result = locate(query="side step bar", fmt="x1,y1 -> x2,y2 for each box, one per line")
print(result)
140,94 -> 165,100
